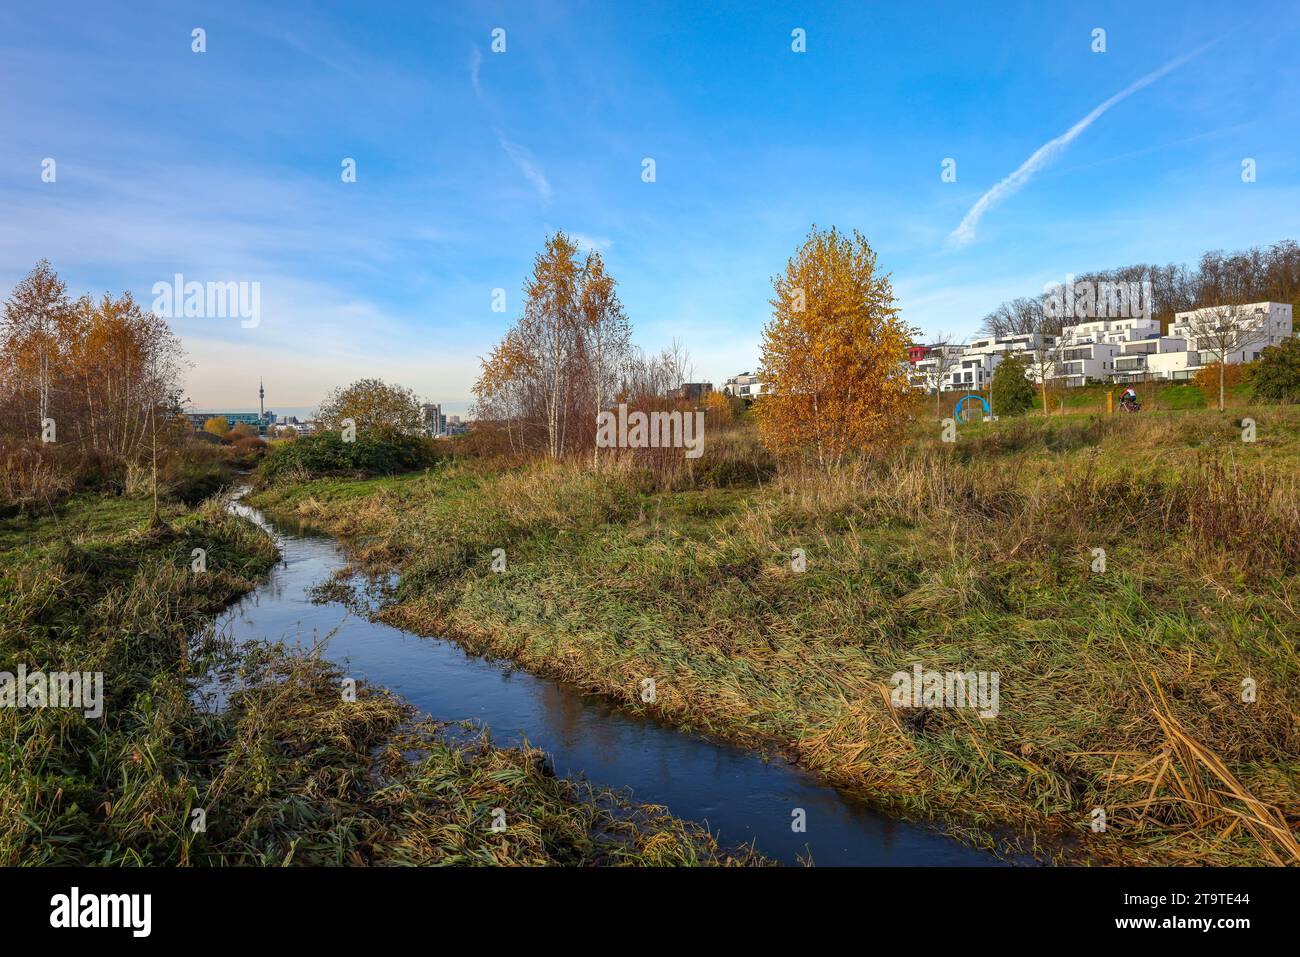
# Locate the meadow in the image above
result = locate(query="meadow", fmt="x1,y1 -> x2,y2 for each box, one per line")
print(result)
249,402 -> 1300,865
0,491 -> 753,865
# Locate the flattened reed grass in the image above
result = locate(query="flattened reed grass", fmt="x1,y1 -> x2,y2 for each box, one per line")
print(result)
249,407 -> 1300,864
0,490 -> 755,866
191,643 -> 758,866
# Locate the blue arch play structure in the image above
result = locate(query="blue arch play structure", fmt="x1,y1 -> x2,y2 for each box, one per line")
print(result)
954,394 -> 991,423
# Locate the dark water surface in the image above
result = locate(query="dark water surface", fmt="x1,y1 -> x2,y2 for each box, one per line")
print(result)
217,494 -> 1001,866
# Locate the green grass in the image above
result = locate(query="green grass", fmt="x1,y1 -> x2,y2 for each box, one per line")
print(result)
0,489 -> 757,866
1156,384 -> 1207,409
1007,380 -> 1259,414
249,409 -> 1300,866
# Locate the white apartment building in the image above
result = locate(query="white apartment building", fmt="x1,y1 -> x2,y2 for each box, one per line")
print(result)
910,334 -> 1054,392
722,372 -> 767,400
949,351 -> 997,390
1051,316 -> 1170,386
960,333 -> 1056,389
1111,336 -> 1200,383
909,301 -> 1294,394
911,344 -> 966,392
1169,301 -> 1293,366
1063,316 -> 1162,345
1052,341 -> 1118,387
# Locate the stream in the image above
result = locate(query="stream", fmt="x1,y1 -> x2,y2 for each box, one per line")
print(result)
217,492 -> 1002,866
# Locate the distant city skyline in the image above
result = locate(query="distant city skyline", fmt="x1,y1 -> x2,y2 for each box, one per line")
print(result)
3,1 -> 1298,409
189,404 -> 323,420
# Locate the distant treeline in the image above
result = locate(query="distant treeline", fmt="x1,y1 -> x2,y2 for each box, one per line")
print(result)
980,239 -> 1300,338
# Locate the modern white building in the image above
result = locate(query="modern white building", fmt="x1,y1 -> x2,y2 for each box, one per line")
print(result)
1169,302 -> 1293,366
1052,341 -> 1119,387
909,334 -> 1054,392
911,344 -> 966,392
1050,316 -> 1172,386
965,332 -> 1056,358
908,301 -> 1294,394
722,372 -> 767,401
1062,316 -> 1162,346
1110,336 -> 1200,383
963,333 -> 1057,389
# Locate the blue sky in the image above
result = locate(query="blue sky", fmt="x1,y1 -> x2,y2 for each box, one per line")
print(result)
3,1 -> 1298,414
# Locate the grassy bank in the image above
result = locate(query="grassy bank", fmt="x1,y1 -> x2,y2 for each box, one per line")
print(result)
250,406 -> 1300,865
927,377 -> 1258,418
0,492 -> 757,866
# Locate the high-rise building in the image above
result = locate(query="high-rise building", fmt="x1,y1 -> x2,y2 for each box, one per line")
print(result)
421,403 -> 445,436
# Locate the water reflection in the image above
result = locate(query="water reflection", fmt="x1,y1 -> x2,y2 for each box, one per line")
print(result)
217,494 -> 1001,866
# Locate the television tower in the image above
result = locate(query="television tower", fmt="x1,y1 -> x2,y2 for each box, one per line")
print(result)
259,378 -> 265,421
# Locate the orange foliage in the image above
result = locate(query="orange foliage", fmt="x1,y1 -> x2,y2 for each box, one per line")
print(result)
1193,362 -> 1244,393
1,260 -> 185,462
702,390 -> 733,427
755,226 -> 915,468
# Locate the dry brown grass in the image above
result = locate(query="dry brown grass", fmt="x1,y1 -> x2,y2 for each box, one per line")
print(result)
248,408 -> 1300,865
0,441 -> 74,508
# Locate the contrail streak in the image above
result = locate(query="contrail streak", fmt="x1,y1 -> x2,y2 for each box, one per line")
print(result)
948,44 -> 1213,247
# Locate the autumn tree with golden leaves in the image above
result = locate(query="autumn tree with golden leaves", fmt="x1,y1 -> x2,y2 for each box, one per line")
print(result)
472,232 -> 631,460
317,377 -> 425,435
755,227 -> 915,469
1,261 -> 185,461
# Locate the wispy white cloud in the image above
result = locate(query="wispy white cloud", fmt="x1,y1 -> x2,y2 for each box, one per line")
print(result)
470,45 -> 482,96
569,232 -> 612,252
493,128 -> 553,201
948,44 -> 1213,248
470,44 -> 553,202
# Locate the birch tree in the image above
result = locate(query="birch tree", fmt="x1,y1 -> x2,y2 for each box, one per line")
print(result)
923,338 -> 963,415
756,226 -> 915,469
471,233 -> 632,460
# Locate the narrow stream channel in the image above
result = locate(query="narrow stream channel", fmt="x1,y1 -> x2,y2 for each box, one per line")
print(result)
218,493 -> 1001,866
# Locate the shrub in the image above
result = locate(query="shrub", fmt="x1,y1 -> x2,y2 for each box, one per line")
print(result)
0,441 -> 123,512
1192,362 -> 1246,394
222,424 -> 259,442
688,423 -> 776,488
1249,336 -> 1300,402
990,353 -> 1034,417
0,442 -> 74,511
160,438 -> 237,504
257,429 -> 439,482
